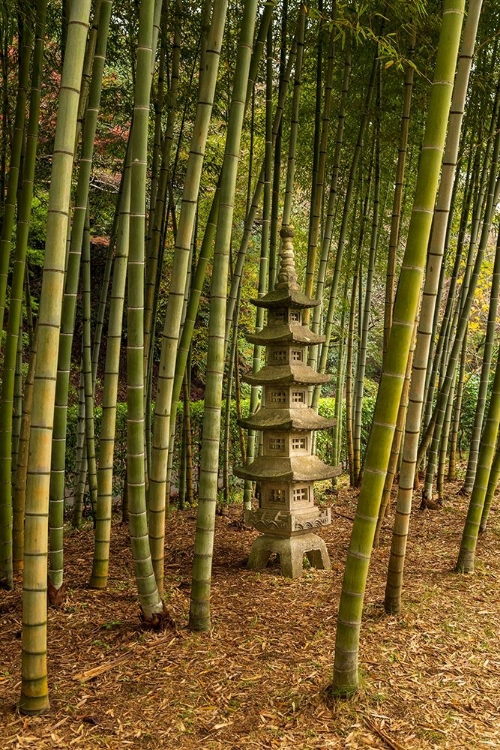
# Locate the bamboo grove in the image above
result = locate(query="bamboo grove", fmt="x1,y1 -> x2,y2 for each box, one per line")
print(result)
0,0 -> 500,713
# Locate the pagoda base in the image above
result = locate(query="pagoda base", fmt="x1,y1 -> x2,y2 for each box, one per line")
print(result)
244,507 -> 331,537
247,533 -> 331,578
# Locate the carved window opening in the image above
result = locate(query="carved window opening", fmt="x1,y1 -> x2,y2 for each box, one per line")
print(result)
290,310 -> 301,323
291,349 -> 303,362
292,437 -> 307,450
269,437 -> 286,451
272,349 -> 288,364
270,390 -> 287,404
273,309 -> 286,323
293,487 -> 309,503
291,390 -> 305,403
270,488 -> 286,504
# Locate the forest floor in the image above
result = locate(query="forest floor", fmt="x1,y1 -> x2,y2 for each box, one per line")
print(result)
0,477 -> 499,749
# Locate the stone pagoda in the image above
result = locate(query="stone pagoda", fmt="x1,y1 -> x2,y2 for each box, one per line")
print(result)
235,227 -> 340,578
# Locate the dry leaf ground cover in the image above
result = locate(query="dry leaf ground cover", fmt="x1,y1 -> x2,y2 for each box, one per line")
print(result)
0,478 -> 499,749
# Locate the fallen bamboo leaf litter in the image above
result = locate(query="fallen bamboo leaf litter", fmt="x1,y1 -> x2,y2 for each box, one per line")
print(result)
0,480 -> 499,748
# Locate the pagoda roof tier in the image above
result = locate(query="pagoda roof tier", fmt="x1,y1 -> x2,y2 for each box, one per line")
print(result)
243,364 -> 331,386
247,323 -> 325,346
250,288 -> 320,310
234,455 -> 340,482
239,407 -> 335,432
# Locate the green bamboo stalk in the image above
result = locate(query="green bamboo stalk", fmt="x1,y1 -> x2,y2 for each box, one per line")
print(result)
316,46 -> 378,381
281,7 -> 306,230
383,29 -> 416,356
333,0 -> 464,695
423,79 -> 496,436
82,220 -> 98,520
13,343 -> 37,571
456,344 -> 500,572
333,277 -> 348,469
479,438 -> 500,533
462,228 -> 500,492
126,0 -> 164,622
0,0 -> 45,589
311,41 -> 351,312
384,0 -> 483,614
11,322 -> 23,488
353,125 -> 380,486
373,330 -> 415,548
166,1 -> 280,440
48,0 -> 113,596
269,0 -> 286,290
304,11 -> 335,304
89,177 -> 131,589
223,34 -> 296,347
144,0 -> 182,368
0,13 -> 33,334
437,367 -> 457,500
448,328 -> 467,481
148,0 -> 228,596
421,165 -> 500,506
345,269 -> 357,487
189,0 -> 258,632
243,23 -> 274,505
20,0 -> 92,716
309,43 -> 352,387
71,374 -> 86,528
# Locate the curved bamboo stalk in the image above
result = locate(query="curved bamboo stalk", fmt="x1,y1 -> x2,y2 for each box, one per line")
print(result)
422,83 -> 496,438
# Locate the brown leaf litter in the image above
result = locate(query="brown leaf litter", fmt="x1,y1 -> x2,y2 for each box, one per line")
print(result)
0,477 -> 499,749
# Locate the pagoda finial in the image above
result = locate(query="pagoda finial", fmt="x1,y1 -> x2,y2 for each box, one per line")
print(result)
276,226 -> 300,291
